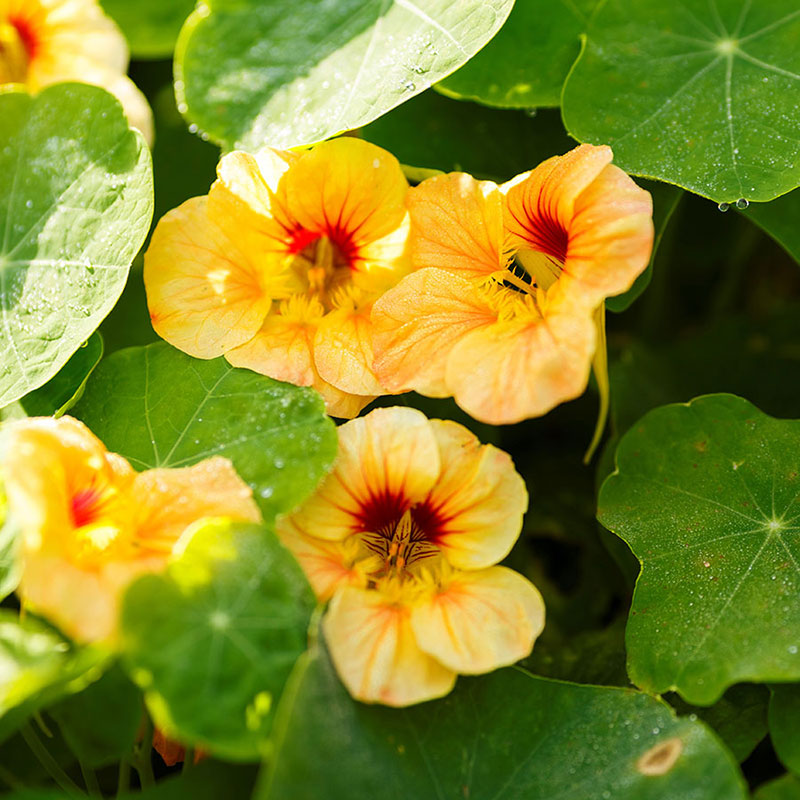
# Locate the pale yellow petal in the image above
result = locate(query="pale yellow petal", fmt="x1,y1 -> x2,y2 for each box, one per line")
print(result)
422,420 -> 527,570
144,196 -> 272,359
411,566 -> 545,674
324,586 -> 456,706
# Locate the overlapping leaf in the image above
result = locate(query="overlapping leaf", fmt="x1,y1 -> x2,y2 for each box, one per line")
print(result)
176,0 -> 514,151
120,519 -> 315,761
72,342 -> 338,521
101,0 -> 196,58
599,394 -> 800,704
562,0 -> 800,202
0,85 -> 152,408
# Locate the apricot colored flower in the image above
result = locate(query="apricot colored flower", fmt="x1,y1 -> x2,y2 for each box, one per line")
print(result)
0,0 -> 153,143
277,406 -> 544,706
144,138 -> 412,418
372,144 -> 653,426
0,416 -> 260,642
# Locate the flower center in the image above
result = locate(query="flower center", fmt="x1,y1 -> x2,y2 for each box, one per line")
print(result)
68,484 -> 132,568
502,248 -> 564,298
0,18 -> 34,84
290,230 -> 355,311
361,509 -> 439,579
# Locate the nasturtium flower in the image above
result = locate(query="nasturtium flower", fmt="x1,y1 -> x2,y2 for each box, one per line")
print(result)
144,138 -> 412,418
372,144 -> 653,427
0,0 -> 153,144
0,416 -> 260,642
277,406 -> 544,706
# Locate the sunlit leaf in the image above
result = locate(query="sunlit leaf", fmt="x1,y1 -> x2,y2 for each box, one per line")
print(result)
72,342 -> 338,522
562,0 -> 800,203
176,0 -> 514,150
0,85 -> 153,408
438,0 -> 599,108
258,639 -> 746,799
599,394 -> 800,704
120,519 -> 315,761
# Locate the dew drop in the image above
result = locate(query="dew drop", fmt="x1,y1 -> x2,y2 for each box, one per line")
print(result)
188,123 -> 199,134
404,81 -> 416,91
789,645 -> 798,654
717,202 -> 730,212
735,197 -> 749,209
525,108 -> 538,118
24,200 -> 33,209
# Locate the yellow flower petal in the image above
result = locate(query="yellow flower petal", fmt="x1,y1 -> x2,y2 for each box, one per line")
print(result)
144,196 -> 273,359
131,456 -> 261,553
287,407 -> 441,542
421,420 -> 527,570
372,267 -> 496,396
407,172 -> 504,278
324,586 -> 456,706
444,303 -> 596,424
410,566 -> 545,674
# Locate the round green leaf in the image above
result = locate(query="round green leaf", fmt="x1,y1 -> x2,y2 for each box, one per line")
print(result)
768,684 -> 800,774
598,394 -> 800,705
259,640 -> 746,800
562,0 -> 800,203
72,342 -> 337,522
438,0 -> 600,108
175,0 -> 514,151
755,774 -> 800,800
0,85 -> 153,408
749,189 -> 800,266
0,612 -> 105,743
120,519 -> 315,761
100,0 -> 196,59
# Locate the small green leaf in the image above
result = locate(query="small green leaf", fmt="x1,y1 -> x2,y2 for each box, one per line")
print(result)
100,0 -> 196,58
0,612 -> 106,744
0,85 -> 153,407
258,639 -> 746,799
438,0 -> 600,109
606,180 -> 683,313
599,394 -> 800,704
748,189 -> 800,266
562,0 -> 800,203
72,342 -> 338,522
364,91 -> 576,182
768,684 -> 800,774
176,0 -> 514,151
120,519 -> 315,761
49,663 -> 141,768
754,773 -> 800,800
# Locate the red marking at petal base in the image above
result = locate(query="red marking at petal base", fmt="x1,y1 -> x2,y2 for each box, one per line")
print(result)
8,16 -> 38,59
70,487 -> 104,528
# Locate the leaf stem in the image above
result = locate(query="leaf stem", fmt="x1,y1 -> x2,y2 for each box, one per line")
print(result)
116,759 -> 131,798
79,760 -> 101,797
20,723 -> 84,795
132,715 -> 156,790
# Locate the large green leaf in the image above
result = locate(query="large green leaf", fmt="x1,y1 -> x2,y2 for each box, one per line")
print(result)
562,0 -> 800,203
749,189 -> 800,265
0,612 -> 105,744
120,519 -> 315,761
363,91 -> 576,182
768,684 -> 800,774
175,0 -> 514,151
755,774 -> 800,800
598,394 -> 800,705
0,85 -> 153,408
72,342 -> 337,521
101,0 -> 196,58
258,640 -> 746,800
438,0 -> 599,108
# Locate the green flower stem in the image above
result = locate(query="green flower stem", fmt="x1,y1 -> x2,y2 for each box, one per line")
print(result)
116,759 -> 131,798
79,760 -> 101,797
133,716 -> 156,790
20,723 -> 84,795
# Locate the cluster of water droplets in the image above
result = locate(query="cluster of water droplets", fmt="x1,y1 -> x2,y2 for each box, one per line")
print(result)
717,198 -> 749,212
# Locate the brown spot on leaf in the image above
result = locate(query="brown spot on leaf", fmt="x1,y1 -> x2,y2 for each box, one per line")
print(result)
694,440 -> 707,453
637,737 -> 683,776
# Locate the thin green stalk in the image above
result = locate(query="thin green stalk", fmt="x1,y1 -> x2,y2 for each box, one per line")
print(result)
132,715 -> 156,790
20,723 -> 84,796
116,759 -> 131,798
79,760 -> 101,797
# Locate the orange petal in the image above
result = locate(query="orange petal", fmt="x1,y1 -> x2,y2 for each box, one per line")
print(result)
445,304 -> 596,424
131,456 -> 260,553
422,420 -> 527,570
313,305 -> 384,397
286,407 -> 441,542
283,138 -> 409,250
225,310 -> 372,419
323,586 -> 456,706
407,172 -> 504,278
371,268 -> 496,396
411,566 -> 545,674
144,197 -> 272,359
